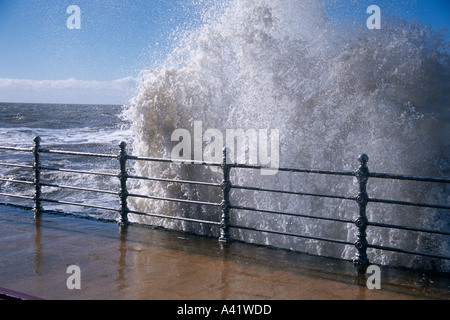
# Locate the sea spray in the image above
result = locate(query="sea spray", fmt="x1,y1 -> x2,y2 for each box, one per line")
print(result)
122,0 -> 449,270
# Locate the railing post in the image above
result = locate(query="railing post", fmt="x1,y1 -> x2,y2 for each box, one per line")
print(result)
354,154 -> 370,265
219,148 -> 231,243
32,136 -> 43,218
118,141 -> 129,226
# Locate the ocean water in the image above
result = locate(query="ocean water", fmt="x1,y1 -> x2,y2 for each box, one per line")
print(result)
1,0 -> 449,271
0,103 -> 130,149
0,102 -> 131,218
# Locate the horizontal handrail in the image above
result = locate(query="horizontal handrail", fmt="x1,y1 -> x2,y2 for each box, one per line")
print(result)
0,146 -> 33,152
232,184 -> 355,201
0,192 -> 34,200
369,197 -> 450,210
38,148 -> 117,159
369,172 -> 450,183
0,178 -> 34,185
40,182 -> 118,195
127,154 -> 222,167
227,162 -> 450,183
39,165 -> 118,177
127,174 -> 221,188
367,221 -> 450,236
1,137 -> 449,269
127,192 -> 222,207
0,162 -> 34,169
230,205 -> 355,224
233,163 -> 356,177
128,209 -> 221,226
40,198 -> 118,212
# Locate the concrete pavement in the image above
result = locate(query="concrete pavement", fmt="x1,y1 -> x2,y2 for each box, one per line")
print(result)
0,205 -> 448,300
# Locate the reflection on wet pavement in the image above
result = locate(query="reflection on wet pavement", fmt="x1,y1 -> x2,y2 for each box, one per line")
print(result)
0,205 -> 448,300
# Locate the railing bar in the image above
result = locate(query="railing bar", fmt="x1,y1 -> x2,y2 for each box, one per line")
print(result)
230,224 -> 354,245
126,155 -> 221,167
0,193 -> 34,200
0,162 -> 34,169
180,160 -> 221,167
127,175 -> 221,187
0,178 -> 34,185
40,182 -> 118,195
40,166 -> 118,177
230,205 -> 354,224
40,198 -> 118,212
367,243 -> 450,260
128,209 -> 222,226
369,172 -> 450,184
229,163 -> 356,176
369,197 -> 450,210
275,168 -> 356,177
0,146 -> 33,152
127,193 -> 222,207
39,149 -> 117,159
367,221 -> 450,236
232,184 -> 354,201
126,156 -> 174,163
0,203 -> 34,211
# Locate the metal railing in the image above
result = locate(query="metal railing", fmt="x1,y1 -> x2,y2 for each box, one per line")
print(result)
0,136 -> 449,267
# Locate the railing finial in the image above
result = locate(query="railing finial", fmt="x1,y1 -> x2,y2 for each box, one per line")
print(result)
358,154 -> 369,165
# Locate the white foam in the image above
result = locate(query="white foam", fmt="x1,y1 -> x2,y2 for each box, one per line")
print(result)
124,0 -> 449,270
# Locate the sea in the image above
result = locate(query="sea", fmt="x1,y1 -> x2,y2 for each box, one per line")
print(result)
0,102 -> 131,220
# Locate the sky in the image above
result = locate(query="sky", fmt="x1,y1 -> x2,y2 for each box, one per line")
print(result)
0,0 -> 449,105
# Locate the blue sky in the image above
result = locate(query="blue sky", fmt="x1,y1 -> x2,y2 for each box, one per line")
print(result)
0,0 -> 449,104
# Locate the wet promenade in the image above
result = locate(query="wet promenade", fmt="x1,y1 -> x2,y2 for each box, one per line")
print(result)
0,205 -> 448,300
